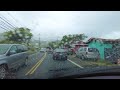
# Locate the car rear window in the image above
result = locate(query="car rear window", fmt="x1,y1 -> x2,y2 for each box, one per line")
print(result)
88,48 -> 96,52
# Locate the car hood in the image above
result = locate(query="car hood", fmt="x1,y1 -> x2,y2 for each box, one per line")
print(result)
36,66 -> 120,79
52,66 -> 120,79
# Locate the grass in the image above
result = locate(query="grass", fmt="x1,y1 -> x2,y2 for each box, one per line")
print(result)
68,54 -> 116,67
27,49 -> 38,55
90,60 -> 115,66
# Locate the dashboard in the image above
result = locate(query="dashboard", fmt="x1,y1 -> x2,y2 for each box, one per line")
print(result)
79,76 -> 120,79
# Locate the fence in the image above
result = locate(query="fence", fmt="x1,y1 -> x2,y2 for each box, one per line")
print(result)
104,46 -> 120,62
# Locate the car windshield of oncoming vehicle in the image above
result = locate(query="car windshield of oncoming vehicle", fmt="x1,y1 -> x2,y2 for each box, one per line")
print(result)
0,45 -> 10,55
0,11 -> 120,79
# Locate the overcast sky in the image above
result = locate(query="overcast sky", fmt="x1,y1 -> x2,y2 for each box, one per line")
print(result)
0,11 -> 120,41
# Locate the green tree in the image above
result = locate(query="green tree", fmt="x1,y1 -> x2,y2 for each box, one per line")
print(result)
60,34 -> 87,48
3,27 -> 33,45
48,42 -> 54,49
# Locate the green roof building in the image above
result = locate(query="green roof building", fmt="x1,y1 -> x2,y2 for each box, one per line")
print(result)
86,38 -> 120,60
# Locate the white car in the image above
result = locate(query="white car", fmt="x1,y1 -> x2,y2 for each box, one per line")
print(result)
40,48 -> 46,53
76,47 -> 100,60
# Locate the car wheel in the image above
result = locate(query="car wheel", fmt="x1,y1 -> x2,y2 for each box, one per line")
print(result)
81,55 -> 85,60
65,57 -> 67,60
0,65 -> 8,79
24,58 -> 29,66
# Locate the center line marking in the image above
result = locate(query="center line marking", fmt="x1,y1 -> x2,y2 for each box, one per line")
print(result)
67,59 -> 84,69
30,53 -> 46,74
25,53 -> 46,75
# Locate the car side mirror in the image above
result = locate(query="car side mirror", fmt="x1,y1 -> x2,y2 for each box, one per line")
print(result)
6,52 -> 10,56
7,50 -> 16,56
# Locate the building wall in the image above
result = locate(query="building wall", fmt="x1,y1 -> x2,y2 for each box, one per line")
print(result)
88,40 -> 112,60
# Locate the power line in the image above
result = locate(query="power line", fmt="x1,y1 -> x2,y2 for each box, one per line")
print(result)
0,24 -> 10,31
1,13 -> 18,28
6,12 -> 34,32
0,17 -> 16,29
0,20 -> 12,32
0,14 -> 17,29
6,12 -> 24,27
0,20 -> 14,30
0,25 -> 8,31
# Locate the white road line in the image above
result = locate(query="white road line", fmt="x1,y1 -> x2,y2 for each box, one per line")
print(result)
67,59 -> 84,69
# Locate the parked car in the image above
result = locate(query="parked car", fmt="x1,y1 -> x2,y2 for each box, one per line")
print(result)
0,44 -> 29,79
76,47 -> 100,60
53,48 -> 68,60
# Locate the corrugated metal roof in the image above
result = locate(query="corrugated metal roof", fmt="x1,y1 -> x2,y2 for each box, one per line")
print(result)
86,38 -> 120,44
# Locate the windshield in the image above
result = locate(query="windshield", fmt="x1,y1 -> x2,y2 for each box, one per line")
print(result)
0,11 -> 120,79
0,45 -> 10,55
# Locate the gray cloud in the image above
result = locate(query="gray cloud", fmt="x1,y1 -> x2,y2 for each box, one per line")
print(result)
0,11 -> 120,41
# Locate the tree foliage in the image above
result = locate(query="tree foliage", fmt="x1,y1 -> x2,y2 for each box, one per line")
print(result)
3,27 -> 33,45
61,33 -> 87,46
48,34 -> 88,49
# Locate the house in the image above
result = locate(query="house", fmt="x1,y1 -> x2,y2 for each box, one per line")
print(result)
70,40 -> 88,53
86,38 -> 120,60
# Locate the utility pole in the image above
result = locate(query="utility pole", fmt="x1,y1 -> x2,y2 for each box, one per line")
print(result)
38,33 -> 40,49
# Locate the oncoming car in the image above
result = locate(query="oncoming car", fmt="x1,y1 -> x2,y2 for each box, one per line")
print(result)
40,48 -> 46,53
0,44 -> 29,79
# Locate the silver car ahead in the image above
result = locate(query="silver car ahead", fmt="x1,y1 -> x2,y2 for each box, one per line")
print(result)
0,44 -> 29,79
76,47 -> 100,60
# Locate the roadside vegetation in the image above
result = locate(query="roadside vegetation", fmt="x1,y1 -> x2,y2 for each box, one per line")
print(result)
0,27 -> 38,55
68,54 -> 117,67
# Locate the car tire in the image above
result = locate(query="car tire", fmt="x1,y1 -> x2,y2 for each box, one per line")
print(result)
81,55 -> 85,60
65,57 -> 67,60
0,65 -> 8,79
24,58 -> 28,67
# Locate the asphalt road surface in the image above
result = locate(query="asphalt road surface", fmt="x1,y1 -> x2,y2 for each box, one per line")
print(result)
11,52 -> 84,79
8,52 -> 120,79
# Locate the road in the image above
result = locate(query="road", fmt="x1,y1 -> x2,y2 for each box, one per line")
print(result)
12,52 -> 84,79
9,51 -> 118,79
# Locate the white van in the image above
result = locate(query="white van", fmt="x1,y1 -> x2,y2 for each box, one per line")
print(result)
76,47 -> 100,60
